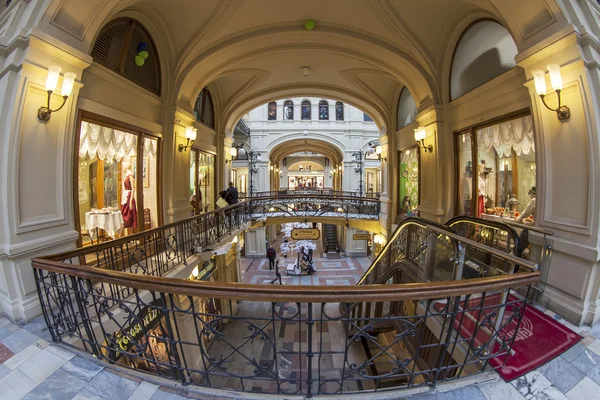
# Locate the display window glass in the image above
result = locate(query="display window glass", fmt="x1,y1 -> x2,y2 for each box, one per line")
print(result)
76,120 -> 161,246
191,151 -> 215,212
455,114 -> 536,221
398,147 -> 420,216
456,132 -> 473,216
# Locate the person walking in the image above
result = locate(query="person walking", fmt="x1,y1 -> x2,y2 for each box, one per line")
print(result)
267,244 -> 276,270
270,258 -> 283,285
226,182 -> 239,204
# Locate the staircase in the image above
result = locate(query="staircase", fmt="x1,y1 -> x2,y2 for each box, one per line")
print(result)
323,224 -> 338,253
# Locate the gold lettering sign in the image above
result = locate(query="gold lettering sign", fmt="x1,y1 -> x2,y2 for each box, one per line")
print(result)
115,307 -> 160,351
353,233 -> 370,240
291,228 -> 320,240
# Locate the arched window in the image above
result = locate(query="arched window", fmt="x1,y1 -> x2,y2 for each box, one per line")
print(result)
91,18 -> 161,95
397,87 -> 417,130
364,113 -> 373,122
284,100 -> 294,120
268,102 -> 277,120
193,87 -> 215,129
319,101 -> 329,120
335,102 -> 344,120
450,20 -> 518,100
301,100 -> 311,120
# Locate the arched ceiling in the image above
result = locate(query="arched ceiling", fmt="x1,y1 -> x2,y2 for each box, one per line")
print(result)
41,0 -> 569,131
270,139 -> 343,167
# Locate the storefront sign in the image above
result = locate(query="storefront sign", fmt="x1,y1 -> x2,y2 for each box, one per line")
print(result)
114,306 -> 162,353
353,233 -> 370,240
291,228 -> 320,240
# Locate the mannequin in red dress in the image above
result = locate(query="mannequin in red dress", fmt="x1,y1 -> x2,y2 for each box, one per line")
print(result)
121,170 -> 138,230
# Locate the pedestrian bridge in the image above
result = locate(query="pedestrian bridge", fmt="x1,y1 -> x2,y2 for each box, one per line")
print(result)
245,190 -> 380,221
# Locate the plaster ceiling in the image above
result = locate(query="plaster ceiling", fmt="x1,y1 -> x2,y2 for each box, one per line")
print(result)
44,0 -> 567,130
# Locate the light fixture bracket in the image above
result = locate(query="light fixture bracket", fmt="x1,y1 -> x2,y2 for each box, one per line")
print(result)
38,91 -> 69,122
417,139 -> 433,153
178,138 -> 194,152
539,91 -> 570,121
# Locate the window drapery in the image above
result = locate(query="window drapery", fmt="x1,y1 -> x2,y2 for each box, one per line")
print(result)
79,121 -> 157,161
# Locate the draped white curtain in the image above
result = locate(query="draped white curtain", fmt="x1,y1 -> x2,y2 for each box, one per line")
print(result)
477,116 -> 535,157
79,121 -> 158,161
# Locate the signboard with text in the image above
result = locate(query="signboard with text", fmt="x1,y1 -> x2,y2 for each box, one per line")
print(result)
291,228 -> 320,240
353,233 -> 370,240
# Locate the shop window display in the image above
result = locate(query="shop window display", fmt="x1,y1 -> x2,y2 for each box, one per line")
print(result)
456,132 -> 473,216
191,151 -> 215,212
399,147 -> 419,216
455,115 -> 536,222
77,120 -> 160,245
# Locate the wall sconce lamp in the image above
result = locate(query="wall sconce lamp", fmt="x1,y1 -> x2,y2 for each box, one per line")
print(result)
532,64 -> 570,121
414,127 -> 433,152
373,233 -> 386,245
225,147 -> 237,163
178,126 -> 197,152
38,66 -> 77,121
366,140 -> 387,161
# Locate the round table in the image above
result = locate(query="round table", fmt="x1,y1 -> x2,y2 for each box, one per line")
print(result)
85,210 -> 124,240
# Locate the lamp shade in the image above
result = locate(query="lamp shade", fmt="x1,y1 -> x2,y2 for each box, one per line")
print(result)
375,145 -> 383,155
547,64 -> 563,91
365,147 -> 375,155
61,72 -> 77,97
532,70 -> 547,95
230,147 -> 238,157
45,65 -> 62,91
237,148 -> 247,158
185,126 -> 197,140
414,127 -> 426,141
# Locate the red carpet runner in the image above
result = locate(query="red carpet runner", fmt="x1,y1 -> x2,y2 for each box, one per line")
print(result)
434,294 -> 581,381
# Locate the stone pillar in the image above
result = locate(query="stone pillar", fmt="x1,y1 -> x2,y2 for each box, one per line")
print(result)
0,33 -> 91,321
378,134 -> 391,235
414,106 -> 444,223
344,228 -> 368,257
244,226 -> 267,258
223,134 -> 234,189
516,31 -> 600,325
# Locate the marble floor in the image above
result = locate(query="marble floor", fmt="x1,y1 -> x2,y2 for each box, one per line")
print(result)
6,248 -> 600,399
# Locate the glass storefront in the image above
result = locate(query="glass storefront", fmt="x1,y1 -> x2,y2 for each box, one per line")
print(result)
190,150 -> 215,213
77,120 -> 160,245
455,114 -> 536,220
288,175 -> 323,189
399,147 -> 419,215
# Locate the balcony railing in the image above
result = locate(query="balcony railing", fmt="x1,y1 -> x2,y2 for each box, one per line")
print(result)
31,203 -> 540,398
248,192 -> 380,220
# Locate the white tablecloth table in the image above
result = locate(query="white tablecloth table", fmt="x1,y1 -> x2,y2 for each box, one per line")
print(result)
85,211 -> 124,240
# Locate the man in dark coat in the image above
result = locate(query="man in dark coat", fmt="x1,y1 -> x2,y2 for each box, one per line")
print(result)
267,244 -> 276,270
226,182 -> 238,204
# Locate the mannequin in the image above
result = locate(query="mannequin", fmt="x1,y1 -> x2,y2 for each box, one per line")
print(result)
121,168 -> 138,230
477,162 -> 487,217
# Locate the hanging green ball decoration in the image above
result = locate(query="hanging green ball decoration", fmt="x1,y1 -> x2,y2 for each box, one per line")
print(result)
304,19 -> 316,31
138,50 -> 149,60
134,55 -> 145,67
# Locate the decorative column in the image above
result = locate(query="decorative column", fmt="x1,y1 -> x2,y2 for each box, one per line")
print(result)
516,30 -> 600,325
344,228 -> 368,257
377,133 -> 392,235
0,32 -> 91,321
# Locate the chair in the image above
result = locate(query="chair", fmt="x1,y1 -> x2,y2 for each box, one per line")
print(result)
144,208 -> 151,230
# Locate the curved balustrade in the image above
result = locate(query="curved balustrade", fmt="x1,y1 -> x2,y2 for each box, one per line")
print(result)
31,206 -> 540,398
249,193 -> 380,219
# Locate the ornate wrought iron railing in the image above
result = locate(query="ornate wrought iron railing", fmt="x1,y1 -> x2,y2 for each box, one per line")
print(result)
46,202 -> 251,305
31,210 -> 539,398
245,189 -> 381,199
248,193 -> 380,220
